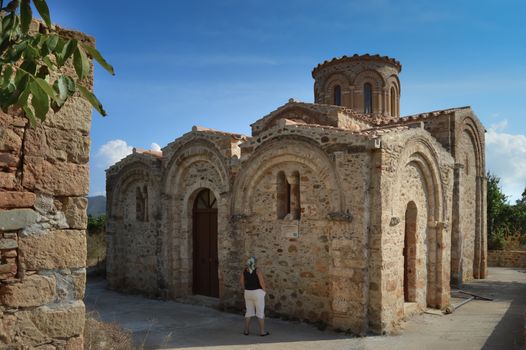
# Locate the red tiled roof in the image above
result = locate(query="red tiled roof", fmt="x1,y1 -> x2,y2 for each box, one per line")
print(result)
312,54 -> 402,77
192,125 -> 248,140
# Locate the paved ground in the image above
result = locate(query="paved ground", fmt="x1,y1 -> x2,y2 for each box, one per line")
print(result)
85,267 -> 526,350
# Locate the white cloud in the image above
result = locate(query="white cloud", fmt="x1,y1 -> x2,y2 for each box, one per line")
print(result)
489,120 -> 508,131
90,191 -> 106,197
150,142 -> 161,152
486,120 -> 526,202
96,139 -> 133,168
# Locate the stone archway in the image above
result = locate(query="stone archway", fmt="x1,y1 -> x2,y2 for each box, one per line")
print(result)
192,188 -> 219,297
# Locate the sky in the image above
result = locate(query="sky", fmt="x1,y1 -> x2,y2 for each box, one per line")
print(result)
46,0 -> 526,202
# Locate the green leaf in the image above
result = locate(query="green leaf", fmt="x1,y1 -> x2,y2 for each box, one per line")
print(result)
23,43 -> 39,60
4,0 -> 19,13
59,39 -> 77,66
20,0 -> 32,33
53,75 -> 68,103
32,0 -> 51,27
42,56 -> 54,69
3,73 -> 30,109
73,46 -> 89,80
1,65 -> 13,87
78,84 -> 106,116
29,79 -> 49,120
34,77 -> 58,103
16,84 -> 31,107
7,41 -> 27,61
45,34 -> 58,51
80,43 -> 115,75
22,105 -> 37,127
64,75 -> 76,93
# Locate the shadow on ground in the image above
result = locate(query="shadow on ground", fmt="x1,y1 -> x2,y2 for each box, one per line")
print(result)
85,278 -> 358,349
85,267 -> 526,350
476,269 -> 526,349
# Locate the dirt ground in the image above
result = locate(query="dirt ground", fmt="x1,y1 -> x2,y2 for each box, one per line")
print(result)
85,267 -> 526,350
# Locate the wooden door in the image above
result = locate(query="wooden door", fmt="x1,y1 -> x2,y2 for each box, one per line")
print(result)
192,189 -> 219,297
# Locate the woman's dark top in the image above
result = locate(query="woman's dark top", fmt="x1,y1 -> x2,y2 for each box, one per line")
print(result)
244,268 -> 262,290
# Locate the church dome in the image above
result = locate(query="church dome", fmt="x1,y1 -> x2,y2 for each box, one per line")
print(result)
312,54 -> 402,118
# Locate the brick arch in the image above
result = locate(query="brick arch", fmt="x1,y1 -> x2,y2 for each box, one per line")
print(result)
232,136 -> 344,216
161,137 -> 231,298
163,138 -> 230,194
393,135 -> 448,223
386,74 -> 401,117
352,69 -> 386,90
386,74 -> 401,95
459,116 -> 485,176
323,73 -> 351,105
108,160 -> 152,219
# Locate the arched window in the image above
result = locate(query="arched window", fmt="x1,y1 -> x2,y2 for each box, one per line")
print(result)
194,188 -> 217,209
290,171 -> 301,220
333,85 -> 342,106
277,171 -> 301,220
277,171 -> 289,219
135,186 -> 148,222
364,83 -> 373,114
390,87 -> 396,116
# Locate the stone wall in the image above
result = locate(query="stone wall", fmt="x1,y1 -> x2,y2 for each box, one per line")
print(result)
0,29 -> 93,349
488,250 -> 526,268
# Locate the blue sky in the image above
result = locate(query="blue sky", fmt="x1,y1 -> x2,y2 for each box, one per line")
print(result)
47,0 -> 526,201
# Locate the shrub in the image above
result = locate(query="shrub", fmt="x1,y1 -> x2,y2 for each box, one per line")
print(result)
84,314 -> 134,350
488,227 -> 508,250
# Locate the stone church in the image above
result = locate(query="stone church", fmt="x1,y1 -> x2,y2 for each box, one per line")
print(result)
106,54 -> 486,334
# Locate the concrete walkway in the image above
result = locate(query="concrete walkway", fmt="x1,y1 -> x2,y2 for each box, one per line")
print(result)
85,267 -> 526,350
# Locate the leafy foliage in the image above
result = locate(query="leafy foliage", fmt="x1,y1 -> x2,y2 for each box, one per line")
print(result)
88,214 -> 106,234
87,214 -> 106,268
0,0 -> 114,126
487,172 -> 526,250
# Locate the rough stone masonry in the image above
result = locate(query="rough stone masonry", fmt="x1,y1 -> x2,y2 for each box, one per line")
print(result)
0,26 -> 94,349
107,54 -> 487,335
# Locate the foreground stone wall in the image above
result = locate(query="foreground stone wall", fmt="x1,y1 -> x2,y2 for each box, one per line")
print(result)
0,30 -> 93,349
488,250 -> 526,268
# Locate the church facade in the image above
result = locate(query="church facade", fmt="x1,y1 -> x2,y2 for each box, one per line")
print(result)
105,54 -> 486,334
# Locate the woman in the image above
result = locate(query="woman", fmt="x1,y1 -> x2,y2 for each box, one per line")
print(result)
240,256 -> 269,336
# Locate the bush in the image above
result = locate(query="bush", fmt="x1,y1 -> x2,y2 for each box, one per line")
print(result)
87,214 -> 107,269
488,227 -> 508,250
87,230 -> 106,268
84,314 -> 134,350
